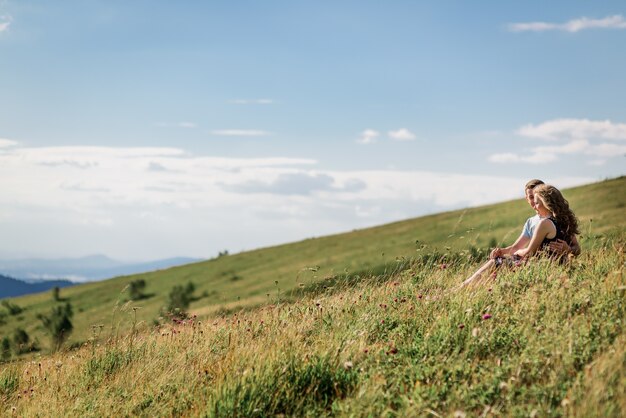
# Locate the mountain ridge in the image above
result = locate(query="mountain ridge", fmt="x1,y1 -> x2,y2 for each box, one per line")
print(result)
0,274 -> 74,299
0,255 -> 202,282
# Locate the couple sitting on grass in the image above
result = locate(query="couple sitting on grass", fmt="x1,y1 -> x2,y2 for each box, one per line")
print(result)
462,179 -> 580,287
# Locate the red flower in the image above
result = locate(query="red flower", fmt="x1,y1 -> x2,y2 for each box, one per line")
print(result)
482,314 -> 492,320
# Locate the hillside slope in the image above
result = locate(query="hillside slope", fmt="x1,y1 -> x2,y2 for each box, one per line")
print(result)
1,176 -> 624,351
1,215 -> 624,416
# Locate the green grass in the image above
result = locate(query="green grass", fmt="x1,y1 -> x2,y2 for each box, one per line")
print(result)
0,225 -> 624,416
0,176 -> 624,353
0,176 -> 624,416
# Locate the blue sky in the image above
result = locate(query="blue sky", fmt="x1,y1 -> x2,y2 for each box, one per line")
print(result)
1,1 -> 625,260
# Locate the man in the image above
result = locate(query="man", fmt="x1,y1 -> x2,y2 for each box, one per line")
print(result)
490,179 -> 581,259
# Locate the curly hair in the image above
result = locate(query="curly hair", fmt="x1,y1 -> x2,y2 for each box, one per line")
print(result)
533,184 -> 580,241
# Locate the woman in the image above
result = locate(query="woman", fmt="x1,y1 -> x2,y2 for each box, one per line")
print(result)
461,184 -> 579,287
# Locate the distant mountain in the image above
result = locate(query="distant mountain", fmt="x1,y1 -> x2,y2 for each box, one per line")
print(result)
0,274 -> 74,299
0,255 -> 202,283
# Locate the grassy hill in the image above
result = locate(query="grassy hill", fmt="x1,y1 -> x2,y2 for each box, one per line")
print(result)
0,177 -> 624,352
0,176 -> 624,416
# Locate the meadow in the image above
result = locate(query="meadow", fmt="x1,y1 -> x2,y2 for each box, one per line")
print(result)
0,176 -> 625,416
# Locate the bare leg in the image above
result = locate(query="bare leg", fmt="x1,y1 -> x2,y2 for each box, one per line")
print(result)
461,259 -> 496,288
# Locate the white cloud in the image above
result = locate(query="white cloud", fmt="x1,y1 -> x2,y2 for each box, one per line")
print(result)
517,118 -> 626,141
356,129 -> 379,144
388,128 -> 416,141
0,143 -> 595,259
509,15 -> 626,33
0,16 -> 11,33
587,159 -> 607,166
0,138 -> 18,148
490,118 -> 626,165
533,139 -> 590,155
211,129 -> 272,137
488,152 -> 557,165
229,99 -> 274,105
586,142 -> 626,157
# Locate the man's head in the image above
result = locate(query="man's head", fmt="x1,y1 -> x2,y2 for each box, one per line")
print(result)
524,179 -> 545,211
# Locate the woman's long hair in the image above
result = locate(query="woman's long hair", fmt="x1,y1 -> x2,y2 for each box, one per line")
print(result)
533,184 -> 580,241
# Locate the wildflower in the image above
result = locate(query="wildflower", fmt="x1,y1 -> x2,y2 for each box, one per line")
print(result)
458,324 -> 465,329
482,314 -> 492,320
363,348 -> 369,354
440,263 -> 447,270
388,346 -> 398,355
418,294 -> 423,299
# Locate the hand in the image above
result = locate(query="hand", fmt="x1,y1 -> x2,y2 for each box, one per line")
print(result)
489,248 -> 502,259
513,249 -> 527,258
549,239 -> 571,255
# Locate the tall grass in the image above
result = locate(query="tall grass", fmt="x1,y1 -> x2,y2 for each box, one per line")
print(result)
1,230 -> 624,416
3,177 -> 623,350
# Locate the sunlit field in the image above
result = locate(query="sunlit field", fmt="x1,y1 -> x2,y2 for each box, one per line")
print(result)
1,177 -> 625,416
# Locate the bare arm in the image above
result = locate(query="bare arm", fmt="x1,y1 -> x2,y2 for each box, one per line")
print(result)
490,232 -> 530,259
514,219 -> 554,259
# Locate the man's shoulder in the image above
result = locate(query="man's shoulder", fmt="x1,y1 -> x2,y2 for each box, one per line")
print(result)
525,214 -> 540,224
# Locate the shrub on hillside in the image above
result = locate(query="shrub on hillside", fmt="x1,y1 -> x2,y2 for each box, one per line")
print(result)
1,300 -> 24,315
128,279 -> 147,301
37,302 -> 74,351
0,337 -> 10,361
12,328 -> 30,354
166,282 -> 196,317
